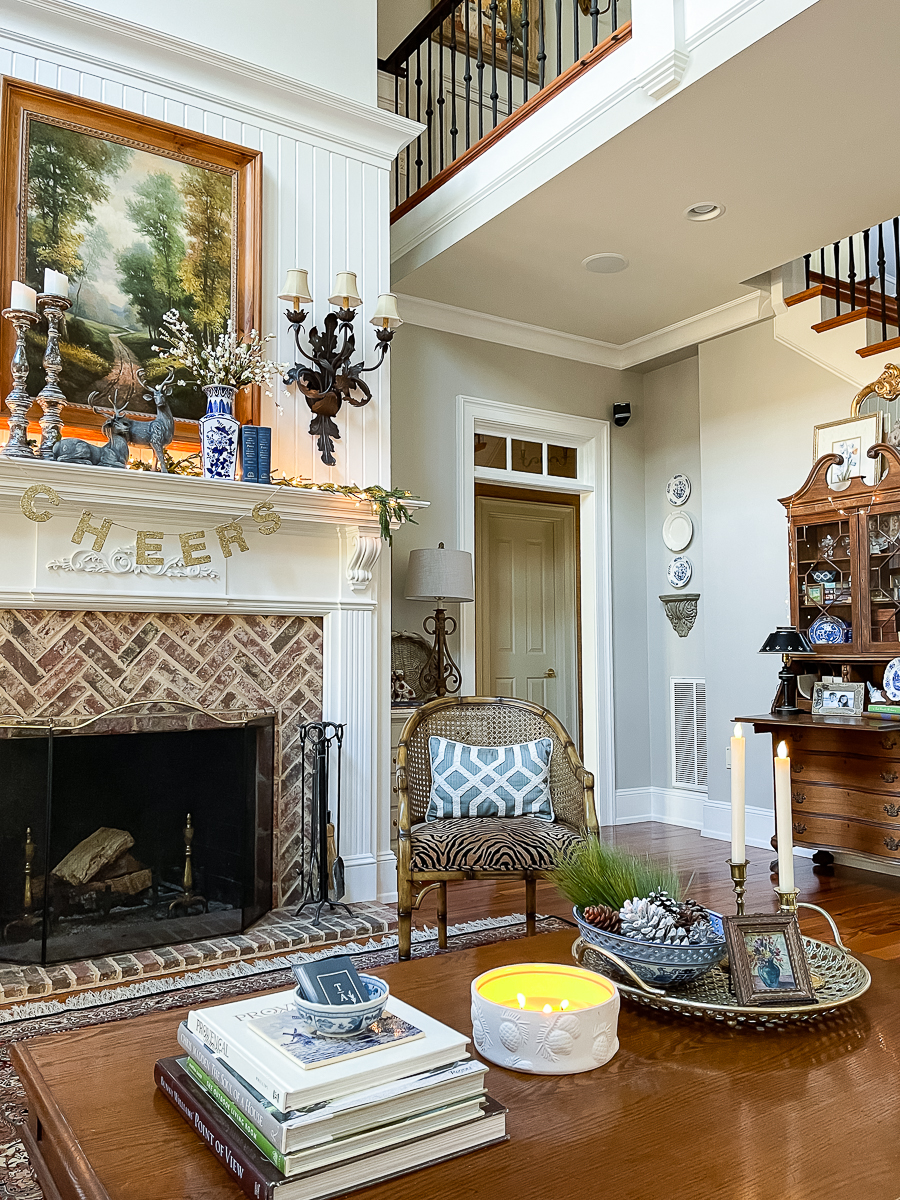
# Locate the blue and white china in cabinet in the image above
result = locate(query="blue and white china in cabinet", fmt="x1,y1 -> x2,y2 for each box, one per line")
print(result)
808,613 -> 849,645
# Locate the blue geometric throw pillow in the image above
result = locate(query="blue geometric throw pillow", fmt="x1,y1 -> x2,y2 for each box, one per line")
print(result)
425,736 -> 554,822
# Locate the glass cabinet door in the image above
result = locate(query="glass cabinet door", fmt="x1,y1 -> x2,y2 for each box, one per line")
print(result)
794,517 -> 854,648
863,509 -> 900,650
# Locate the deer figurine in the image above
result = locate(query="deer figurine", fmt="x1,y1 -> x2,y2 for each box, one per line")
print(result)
51,395 -> 131,468
127,366 -> 177,472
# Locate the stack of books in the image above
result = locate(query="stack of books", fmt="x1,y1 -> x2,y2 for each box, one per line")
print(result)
155,986 -> 507,1199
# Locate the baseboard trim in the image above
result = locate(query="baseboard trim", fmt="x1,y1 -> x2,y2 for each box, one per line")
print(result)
615,786 -> 704,830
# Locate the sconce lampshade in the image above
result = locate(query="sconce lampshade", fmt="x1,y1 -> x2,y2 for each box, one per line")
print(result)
278,268 -> 312,304
369,293 -> 403,330
329,271 -> 363,308
759,626 -> 813,654
406,545 -> 474,603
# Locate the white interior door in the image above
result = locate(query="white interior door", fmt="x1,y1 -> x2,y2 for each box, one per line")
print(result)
475,496 -> 579,742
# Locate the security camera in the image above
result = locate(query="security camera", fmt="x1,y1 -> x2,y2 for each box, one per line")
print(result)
613,403 -> 631,427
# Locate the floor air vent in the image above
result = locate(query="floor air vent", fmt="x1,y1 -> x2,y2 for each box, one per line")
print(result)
671,678 -> 707,791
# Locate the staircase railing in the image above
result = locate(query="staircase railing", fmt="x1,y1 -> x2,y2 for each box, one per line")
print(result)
788,218 -> 900,352
380,0 -> 631,218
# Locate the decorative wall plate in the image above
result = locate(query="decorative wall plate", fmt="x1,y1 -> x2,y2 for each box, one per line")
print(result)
808,613 -> 849,645
666,556 -> 692,588
662,511 -> 693,552
666,474 -> 691,506
883,657 -> 900,701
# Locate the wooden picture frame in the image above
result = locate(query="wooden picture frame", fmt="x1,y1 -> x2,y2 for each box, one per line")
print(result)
0,78 -> 262,450
811,680 -> 865,716
724,913 -> 815,1006
813,412 -> 883,490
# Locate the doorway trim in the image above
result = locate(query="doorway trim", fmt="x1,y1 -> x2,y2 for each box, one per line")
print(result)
456,395 -> 614,827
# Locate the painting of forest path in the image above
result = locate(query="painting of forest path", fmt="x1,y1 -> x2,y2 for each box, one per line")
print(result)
23,118 -> 235,421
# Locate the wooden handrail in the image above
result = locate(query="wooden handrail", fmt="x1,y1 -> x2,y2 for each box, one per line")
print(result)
380,0 -> 459,76
390,22 -> 632,224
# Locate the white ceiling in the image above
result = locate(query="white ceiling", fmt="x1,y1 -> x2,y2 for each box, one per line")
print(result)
392,0 -> 900,346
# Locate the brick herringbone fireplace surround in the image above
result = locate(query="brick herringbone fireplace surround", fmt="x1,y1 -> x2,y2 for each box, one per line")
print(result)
0,608 -> 323,906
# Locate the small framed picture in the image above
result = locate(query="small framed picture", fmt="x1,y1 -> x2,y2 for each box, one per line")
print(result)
805,584 -> 823,604
813,413 -> 883,488
811,681 -> 865,715
724,914 -> 815,1006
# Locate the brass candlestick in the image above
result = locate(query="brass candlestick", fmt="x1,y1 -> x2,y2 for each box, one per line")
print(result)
2,308 -> 39,458
727,858 -> 749,915
36,293 -> 71,458
168,812 -> 207,916
775,886 -> 800,914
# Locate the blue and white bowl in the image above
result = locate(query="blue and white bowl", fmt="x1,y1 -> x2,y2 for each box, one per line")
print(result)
292,974 -> 389,1037
574,907 -> 725,988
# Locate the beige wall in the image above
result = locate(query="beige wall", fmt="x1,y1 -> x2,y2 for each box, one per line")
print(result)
389,322 -> 649,790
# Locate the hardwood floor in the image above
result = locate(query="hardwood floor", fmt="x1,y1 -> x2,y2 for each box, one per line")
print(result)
409,822 -> 900,961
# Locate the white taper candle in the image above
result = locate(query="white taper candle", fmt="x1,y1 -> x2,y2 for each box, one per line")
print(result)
10,282 -> 37,313
730,723 -> 746,863
773,740 -> 795,892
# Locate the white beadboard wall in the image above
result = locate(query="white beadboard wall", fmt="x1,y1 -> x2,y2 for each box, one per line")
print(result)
0,34 -> 395,488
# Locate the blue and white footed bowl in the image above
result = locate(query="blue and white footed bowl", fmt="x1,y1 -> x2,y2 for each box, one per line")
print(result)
292,974 -> 389,1037
574,906 -> 725,988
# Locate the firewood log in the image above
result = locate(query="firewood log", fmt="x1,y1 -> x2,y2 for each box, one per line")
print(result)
52,827 -> 134,886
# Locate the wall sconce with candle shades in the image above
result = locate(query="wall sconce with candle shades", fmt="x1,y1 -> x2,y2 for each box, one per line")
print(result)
279,269 -> 402,465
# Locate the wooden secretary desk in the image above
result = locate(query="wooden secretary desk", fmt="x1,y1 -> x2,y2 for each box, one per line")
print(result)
741,439 -> 900,869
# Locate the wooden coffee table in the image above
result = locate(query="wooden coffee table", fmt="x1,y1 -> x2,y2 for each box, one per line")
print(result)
10,928 -> 900,1200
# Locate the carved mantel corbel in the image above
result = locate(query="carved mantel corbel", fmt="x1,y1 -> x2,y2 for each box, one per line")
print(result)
660,593 -> 699,638
344,526 -> 383,592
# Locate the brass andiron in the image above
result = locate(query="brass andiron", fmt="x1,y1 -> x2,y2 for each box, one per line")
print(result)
727,858 -> 749,915
169,813 -> 208,916
4,826 -> 43,942
2,307 -> 40,458
36,292 -> 72,458
23,825 -> 34,912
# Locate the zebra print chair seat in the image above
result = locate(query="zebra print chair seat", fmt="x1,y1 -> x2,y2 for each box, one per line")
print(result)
396,697 -> 598,960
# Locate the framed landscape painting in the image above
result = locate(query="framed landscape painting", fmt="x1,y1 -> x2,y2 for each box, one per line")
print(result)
0,79 -> 262,447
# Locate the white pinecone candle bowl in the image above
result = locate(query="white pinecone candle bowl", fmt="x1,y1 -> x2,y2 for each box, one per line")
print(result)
470,963 -> 619,1075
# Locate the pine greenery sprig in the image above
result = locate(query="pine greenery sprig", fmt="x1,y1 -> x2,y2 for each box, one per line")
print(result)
273,476 -> 418,543
551,837 -> 685,913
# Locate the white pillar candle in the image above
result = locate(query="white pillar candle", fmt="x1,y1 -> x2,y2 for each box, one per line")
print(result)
730,723 -> 746,863
773,740 -> 795,892
10,282 -> 37,313
42,269 -> 69,297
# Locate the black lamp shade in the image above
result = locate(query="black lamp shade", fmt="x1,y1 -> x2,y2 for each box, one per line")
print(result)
759,626 -> 813,654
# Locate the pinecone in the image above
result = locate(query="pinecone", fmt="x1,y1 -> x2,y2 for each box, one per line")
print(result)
619,897 -> 689,945
582,904 -> 621,933
644,891 -> 721,945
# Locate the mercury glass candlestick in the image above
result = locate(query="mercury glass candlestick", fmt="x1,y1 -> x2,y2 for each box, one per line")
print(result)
2,307 -> 40,458
727,858 -> 749,915
36,293 -> 71,458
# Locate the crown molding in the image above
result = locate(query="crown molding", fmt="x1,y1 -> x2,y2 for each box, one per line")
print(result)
395,289 -> 766,370
0,0 -> 423,166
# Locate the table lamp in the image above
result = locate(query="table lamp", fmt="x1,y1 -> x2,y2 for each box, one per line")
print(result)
405,543 -> 474,698
759,625 -> 813,712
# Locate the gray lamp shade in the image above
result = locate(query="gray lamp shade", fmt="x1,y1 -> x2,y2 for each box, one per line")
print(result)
759,626 -> 813,654
405,546 -> 474,603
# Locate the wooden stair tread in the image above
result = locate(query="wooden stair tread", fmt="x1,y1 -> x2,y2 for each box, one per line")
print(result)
813,305 -> 900,334
858,335 -> 900,358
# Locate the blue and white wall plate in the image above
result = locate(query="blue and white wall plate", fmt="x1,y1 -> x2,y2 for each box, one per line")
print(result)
808,613 -> 849,645
883,657 -> 900,701
667,556 -> 692,588
666,474 -> 691,506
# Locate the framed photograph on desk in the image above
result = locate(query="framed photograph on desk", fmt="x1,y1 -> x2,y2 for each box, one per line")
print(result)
811,681 -> 865,715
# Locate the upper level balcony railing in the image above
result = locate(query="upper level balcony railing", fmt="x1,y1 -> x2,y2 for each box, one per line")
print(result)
379,0 -> 631,218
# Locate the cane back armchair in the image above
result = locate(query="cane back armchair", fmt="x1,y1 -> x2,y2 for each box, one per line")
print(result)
396,696 -> 597,960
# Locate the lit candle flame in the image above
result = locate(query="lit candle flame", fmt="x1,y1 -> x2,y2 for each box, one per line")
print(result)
560,999 -> 569,1011
542,1003 -> 552,1014
517,993 -> 526,1010
734,722 -> 743,739
776,740 -> 789,759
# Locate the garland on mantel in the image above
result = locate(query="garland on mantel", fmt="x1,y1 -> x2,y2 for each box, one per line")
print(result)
128,454 -> 418,543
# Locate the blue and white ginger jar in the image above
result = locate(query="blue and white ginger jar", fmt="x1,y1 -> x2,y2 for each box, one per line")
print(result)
200,384 -> 240,481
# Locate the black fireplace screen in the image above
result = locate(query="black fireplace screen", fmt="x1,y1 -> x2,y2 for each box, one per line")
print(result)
0,709 -> 274,965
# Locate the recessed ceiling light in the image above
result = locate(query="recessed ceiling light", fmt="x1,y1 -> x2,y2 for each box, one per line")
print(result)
583,252 -> 629,274
684,202 -> 725,222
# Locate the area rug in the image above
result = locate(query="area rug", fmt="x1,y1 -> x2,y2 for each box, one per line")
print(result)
0,913 -> 570,1200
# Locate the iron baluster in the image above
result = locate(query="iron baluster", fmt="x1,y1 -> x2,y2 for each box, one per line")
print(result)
507,2 -> 513,119
394,74 -> 400,208
450,6 -> 458,163
426,35 -> 434,182
405,61 -> 411,200
522,0 -> 530,101
438,24 -> 445,174
833,240 -> 840,318
893,217 -> 900,336
573,0 -> 580,61
819,246 -> 825,290
864,228 -> 871,310
611,0 -> 618,28
879,223 -> 888,343
490,0 -> 499,129
538,0 -> 546,89
464,0 -> 472,149
477,2 -> 484,140
848,237 -> 856,310
803,252 -> 811,291
556,0 -> 563,78
591,1 -> 600,48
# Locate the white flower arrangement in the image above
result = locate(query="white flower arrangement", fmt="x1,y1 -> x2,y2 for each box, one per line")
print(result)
153,310 -> 285,391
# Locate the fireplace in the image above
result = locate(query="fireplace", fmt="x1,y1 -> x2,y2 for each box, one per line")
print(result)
0,706 -> 274,965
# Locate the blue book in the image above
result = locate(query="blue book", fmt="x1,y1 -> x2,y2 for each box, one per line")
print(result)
257,426 -> 271,485
241,425 -> 259,483
248,1009 -> 423,1072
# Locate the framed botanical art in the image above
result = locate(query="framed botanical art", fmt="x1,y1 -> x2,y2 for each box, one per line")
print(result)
813,412 -> 883,490
0,79 -> 262,448
724,913 -> 815,1006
